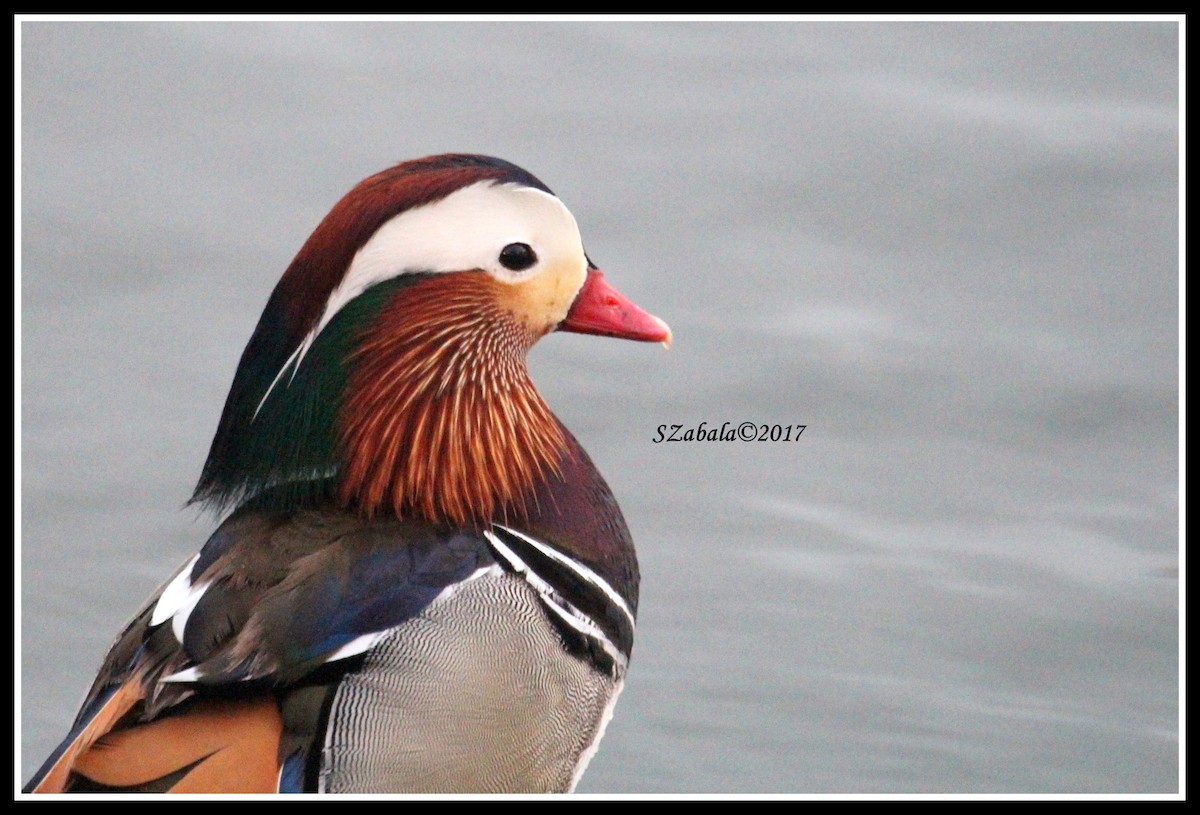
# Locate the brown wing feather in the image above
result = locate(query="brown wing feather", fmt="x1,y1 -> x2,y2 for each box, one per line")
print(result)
67,696 -> 283,793
29,680 -> 145,793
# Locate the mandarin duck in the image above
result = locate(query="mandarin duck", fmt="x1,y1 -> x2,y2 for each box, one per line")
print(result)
25,154 -> 670,794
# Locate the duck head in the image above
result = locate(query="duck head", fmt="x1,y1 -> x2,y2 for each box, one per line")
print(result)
191,154 -> 670,528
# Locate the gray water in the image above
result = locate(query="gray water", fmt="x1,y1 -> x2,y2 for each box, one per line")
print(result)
19,20 -> 1179,794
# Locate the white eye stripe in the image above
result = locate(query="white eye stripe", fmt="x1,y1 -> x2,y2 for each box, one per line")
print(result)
253,181 -> 585,418
327,182 -> 580,337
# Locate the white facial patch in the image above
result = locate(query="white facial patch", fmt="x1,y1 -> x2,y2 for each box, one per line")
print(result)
254,182 -> 586,418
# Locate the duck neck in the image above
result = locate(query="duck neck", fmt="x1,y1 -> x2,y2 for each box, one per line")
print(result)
336,273 -> 566,528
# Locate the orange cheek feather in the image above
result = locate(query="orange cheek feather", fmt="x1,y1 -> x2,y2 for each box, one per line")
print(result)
494,261 -> 587,337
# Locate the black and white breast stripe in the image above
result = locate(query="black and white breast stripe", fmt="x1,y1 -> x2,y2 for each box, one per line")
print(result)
483,525 -> 635,677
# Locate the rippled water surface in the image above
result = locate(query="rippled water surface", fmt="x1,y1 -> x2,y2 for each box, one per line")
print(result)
20,20 -> 1179,794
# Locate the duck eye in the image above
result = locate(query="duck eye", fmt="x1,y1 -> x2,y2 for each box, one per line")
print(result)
498,242 -> 538,272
